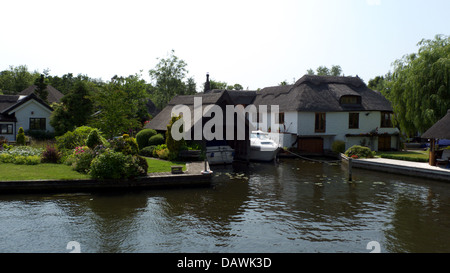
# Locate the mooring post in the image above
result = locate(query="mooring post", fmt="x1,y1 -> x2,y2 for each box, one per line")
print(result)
348,157 -> 353,181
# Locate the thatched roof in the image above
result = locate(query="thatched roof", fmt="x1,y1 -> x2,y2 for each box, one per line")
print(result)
144,91 -> 233,131
253,75 -> 393,112
144,75 -> 394,131
19,85 -> 64,104
422,110 -> 450,139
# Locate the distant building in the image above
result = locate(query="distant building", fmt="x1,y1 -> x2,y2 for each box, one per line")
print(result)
0,93 -> 54,142
18,84 -> 64,104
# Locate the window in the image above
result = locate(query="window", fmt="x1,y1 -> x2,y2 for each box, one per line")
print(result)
381,112 -> 393,128
349,113 -> 359,129
340,95 -> 361,105
278,112 -> 285,124
315,113 -> 326,133
29,118 -> 46,130
0,124 -> 13,134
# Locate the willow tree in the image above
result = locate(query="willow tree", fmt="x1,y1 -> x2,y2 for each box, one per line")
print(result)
387,35 -> 450,137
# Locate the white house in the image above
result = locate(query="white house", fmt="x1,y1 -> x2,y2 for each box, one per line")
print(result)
0,93 -> 55,142
252,75 -> 399,153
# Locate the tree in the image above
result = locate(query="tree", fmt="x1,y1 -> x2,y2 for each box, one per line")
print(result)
50,80 -> 95,135
307,65 -> 343,76
34,74 -> 49,103
0,65 -> 39,94
204,79 -> 244,91
90,76 -> 146,139
383,35 -> 450,137
149,50 -> 196,109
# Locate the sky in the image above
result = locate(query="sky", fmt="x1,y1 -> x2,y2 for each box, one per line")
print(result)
1,0 -> 449,90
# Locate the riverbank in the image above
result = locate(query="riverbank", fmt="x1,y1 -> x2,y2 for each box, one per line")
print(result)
340,153 -> 450,182
0,162 -> 212,194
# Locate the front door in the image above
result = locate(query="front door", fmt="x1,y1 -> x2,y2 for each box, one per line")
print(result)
378,135 -> 391,151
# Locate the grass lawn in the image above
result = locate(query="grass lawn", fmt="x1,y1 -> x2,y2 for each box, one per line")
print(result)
0,163 -> 90,181
375,150 -> 429,162
145,157 -> 187,173
0,158 -> 188,181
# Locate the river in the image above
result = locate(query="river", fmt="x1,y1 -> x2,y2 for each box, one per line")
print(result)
0,158 -> 449,253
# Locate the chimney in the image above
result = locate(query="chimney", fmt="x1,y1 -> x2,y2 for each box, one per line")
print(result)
204,73 -> 211,93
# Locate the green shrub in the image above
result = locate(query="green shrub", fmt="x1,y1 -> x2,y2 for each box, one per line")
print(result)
72,147 -> 95,174
156,148 -> 170,160
26,130 -> 55,140
110,134 -> 139,155
13,155 -> 40,165
86,129 -> 106,149
0,153 -> 14,163
165,115 -> 186,161
148,133 -> 165,146
56,126 -> 98,151
136,129 -> 157,149
89,150 -> 136,179
331,140 -> 346,154
344,145 -> 375,159
126,155 -> 148,177
152,144 -> 167,158
140,145 -> 156,157
16,127 -> 26,146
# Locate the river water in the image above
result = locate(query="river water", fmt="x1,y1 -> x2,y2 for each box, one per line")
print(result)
0,158 -> 449,253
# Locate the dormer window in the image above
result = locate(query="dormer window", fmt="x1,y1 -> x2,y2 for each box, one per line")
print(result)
340,95 -> 361,105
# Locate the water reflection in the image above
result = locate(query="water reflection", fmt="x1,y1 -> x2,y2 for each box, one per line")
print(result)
0,158 -> 450,253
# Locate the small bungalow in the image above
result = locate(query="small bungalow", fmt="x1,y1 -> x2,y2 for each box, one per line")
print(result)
0,93 -> 55,142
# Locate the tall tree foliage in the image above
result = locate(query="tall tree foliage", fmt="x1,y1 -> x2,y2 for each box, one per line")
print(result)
0,65 -> 39,94
50,80 -> 95,135
90,75 -> 149,138
386,35 -> 450,136
148,50 -> 196,109
34,74 -> 49,102
307,65 -> 343,76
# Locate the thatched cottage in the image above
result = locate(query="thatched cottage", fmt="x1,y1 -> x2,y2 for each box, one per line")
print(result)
145,74 -> 399,155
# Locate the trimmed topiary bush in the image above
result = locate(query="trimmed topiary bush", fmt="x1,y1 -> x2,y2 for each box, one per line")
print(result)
136,129 -> 157,149
86,129 -> 106,149
344,145 -> 375,159
139,145 -> 156,157
16,127 -> 26,146
148,133 -> 164,146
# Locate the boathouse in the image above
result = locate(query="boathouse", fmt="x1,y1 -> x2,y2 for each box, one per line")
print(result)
144,87 -> 253,161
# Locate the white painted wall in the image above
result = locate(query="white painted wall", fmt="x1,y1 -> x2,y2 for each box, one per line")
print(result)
296,111 -> 399,151
13,100 -> 54,133
249,109 -> 399,151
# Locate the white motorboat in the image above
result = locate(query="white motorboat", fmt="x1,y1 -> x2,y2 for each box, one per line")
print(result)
249,131 -> 281,162
206,140 -> 234,165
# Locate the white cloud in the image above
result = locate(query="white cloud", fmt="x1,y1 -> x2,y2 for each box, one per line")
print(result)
366,0 -> 381,5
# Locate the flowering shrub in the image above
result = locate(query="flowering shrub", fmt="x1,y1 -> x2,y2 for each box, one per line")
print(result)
72,147 -> 95,174
74,146 -> 89,156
